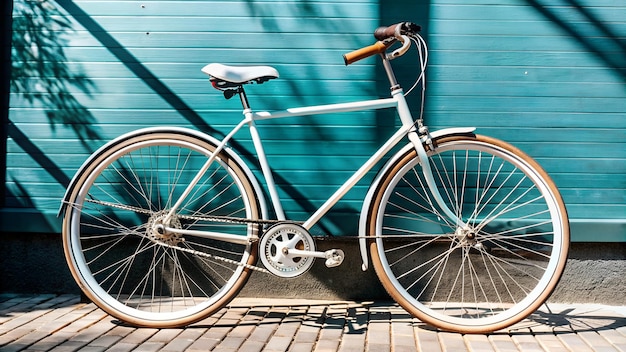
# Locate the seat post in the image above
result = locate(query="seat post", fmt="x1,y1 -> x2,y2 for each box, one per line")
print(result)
237,86 -> 251,110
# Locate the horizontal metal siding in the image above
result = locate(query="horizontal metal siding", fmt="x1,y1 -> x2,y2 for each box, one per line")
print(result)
422,0 -> 626,240
6,0 -> 381,234
5,0 -> 625,240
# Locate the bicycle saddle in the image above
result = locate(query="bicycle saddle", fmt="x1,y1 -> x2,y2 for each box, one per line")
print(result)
202,63 -> 279,85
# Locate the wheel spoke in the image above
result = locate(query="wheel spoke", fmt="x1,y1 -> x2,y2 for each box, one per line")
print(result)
64,132 -> 259,327
371,135 -> 568,333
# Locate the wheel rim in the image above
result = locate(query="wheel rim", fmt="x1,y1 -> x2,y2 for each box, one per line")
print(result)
65,136 -> 258,325
374,138 -> 567,330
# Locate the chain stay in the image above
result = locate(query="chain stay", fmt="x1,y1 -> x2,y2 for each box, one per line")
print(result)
153,241 -> 270,273
77,198 -> 275,272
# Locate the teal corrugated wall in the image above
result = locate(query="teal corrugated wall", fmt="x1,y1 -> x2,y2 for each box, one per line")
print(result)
423,1 -> 626,241
4,0 -> 625,240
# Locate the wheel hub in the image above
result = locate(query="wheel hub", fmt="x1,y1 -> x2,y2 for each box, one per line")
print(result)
455,226 -> 481,248
147,211 -> 183,245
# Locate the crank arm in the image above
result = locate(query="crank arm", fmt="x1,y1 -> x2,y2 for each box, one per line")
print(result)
286,248 -> 345,268
286,248 -> 326,258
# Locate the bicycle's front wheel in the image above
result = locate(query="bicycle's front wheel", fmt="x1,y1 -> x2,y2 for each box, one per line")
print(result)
62,129 -> 261,327
369,134 -> 569,333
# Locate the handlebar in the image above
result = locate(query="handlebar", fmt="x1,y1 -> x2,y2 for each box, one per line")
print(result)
343,41 -> 391,65
343,21 -> 421,65
374,22 -> 421,41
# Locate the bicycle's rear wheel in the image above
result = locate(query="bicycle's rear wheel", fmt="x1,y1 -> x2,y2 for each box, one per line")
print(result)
62,129 -> 261,327
369,134 -> 569,333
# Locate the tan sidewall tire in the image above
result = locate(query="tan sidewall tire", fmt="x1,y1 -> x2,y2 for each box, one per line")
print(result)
368,134 -> 569,333
62,131 -> 261,328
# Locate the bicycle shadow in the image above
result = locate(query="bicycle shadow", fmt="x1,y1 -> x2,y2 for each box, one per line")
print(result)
173,300 -> 378,335
5,295 -> 622,337
412,304 -> 626,335
507,304 -> 626,334
180,300 -> 626,335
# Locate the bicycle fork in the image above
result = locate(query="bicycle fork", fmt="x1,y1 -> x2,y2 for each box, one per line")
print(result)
381,52 -> 463,228
393,90 -> 464,228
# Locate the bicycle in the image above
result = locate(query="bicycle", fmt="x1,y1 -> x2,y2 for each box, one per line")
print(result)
59,22 -> 569,334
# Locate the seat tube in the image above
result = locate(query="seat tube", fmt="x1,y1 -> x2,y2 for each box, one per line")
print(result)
237,87 -> 286,220
246,109 -> 286,220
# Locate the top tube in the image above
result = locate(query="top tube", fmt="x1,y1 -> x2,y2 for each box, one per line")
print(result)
252,97 -> 398,121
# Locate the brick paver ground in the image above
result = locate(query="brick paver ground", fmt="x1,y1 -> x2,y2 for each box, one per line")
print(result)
1,294 -> 625,351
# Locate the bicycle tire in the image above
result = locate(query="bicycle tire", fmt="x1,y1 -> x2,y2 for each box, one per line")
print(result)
62,129 -> 261,327
368,134 -> 569,333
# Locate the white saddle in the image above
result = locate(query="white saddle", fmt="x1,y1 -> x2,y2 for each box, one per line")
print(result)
201,63 -> 279,84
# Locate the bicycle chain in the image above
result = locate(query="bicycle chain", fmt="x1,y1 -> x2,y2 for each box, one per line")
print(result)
80,199 -> 439,240
176,213 -> 283,226
153,240 -> 270,274
81,198 -> 275,273
74,199 -> 446,275
76,200 -> 435,240
83,198 -> 284,225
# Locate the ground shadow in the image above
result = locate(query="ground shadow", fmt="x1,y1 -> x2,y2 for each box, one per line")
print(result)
194,301 -> 626,335
518,305 -> 626,334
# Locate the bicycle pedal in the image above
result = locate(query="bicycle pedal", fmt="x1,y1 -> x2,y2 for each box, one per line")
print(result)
324,249 -> 345,268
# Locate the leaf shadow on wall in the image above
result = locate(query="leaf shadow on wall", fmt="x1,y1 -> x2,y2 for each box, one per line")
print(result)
7,0 -> 94,215
53,0 -> 340,232
11,0 -> 101,145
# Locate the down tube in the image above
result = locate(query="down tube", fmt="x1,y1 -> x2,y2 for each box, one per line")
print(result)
302,125 -> 413,230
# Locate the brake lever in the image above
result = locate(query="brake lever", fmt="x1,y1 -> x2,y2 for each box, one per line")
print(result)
386,35 -> 411,60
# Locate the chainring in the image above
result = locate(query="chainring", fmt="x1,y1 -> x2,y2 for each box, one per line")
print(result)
259,223 -> 315,278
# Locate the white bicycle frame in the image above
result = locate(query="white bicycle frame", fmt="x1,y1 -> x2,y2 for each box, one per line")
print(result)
164,86 -> 464,242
